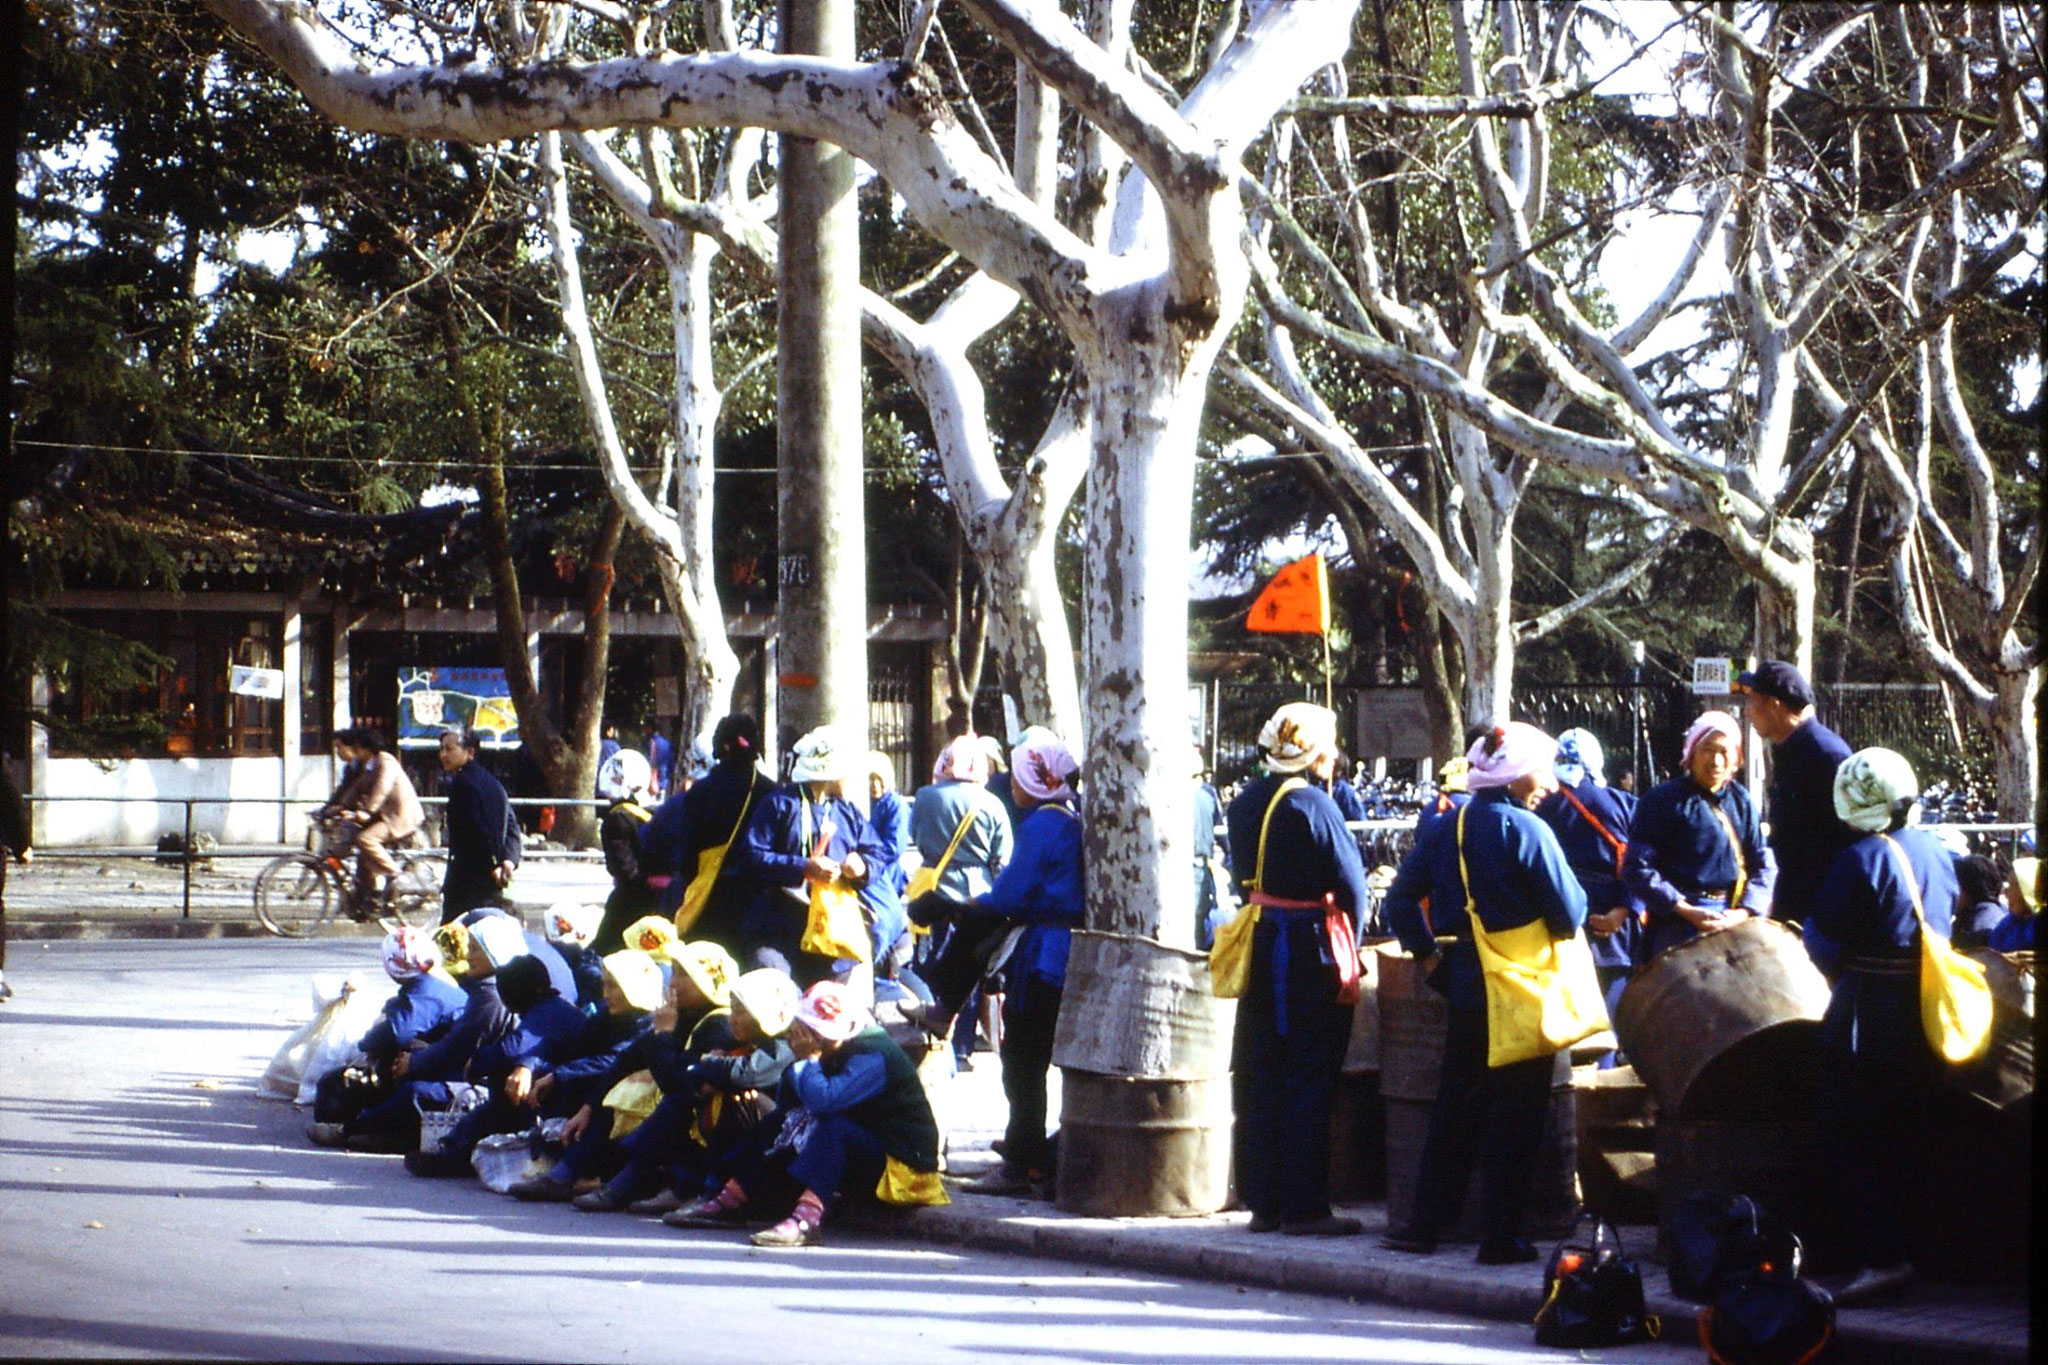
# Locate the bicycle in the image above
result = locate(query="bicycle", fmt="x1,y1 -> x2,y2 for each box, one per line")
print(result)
254,813 -> 441,937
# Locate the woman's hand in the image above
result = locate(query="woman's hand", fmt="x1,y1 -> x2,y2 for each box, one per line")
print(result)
561,1104 -> 594,1144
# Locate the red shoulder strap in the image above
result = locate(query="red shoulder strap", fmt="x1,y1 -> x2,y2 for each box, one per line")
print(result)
1557,786 -> 1627,878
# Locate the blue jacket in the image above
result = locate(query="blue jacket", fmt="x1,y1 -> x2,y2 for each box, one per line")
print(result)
473,992 -> 588,1083
640,759 -> 774,917
1537,778 -> 1640,969
358,972 -> 467,1060
1327,778 -> 1369,822
1383,787 -> 1589,1013
981,798 -> 1086,989
1225,774 -> 1371,1025
538,1007 -> 654,1108
405,977 -> 511,1084
1765,719 -> 1856,923
1988,913 -> 2036,953
442,761 -> 516,906
1804,827 -> 1957,1061
734,786 -> 889,948
1624,776 -> 1778,959
1415,789 -> 1471,846
551,940 -> 608,1015
860,790 -> 910,959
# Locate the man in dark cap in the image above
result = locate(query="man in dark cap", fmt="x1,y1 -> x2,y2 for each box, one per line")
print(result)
1735,660 -> 1853,928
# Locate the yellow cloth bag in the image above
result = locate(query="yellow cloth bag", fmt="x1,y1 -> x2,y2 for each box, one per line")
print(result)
602,1070 -> 663,1139
905,805 -> 979,903
675,782 -> 760,936
802,878 -> 872,962
1458,805 -> 1609,1068
874,1156 -> 951,1207
1208,778 -> 1306,998
1881,835 -> 1993,1063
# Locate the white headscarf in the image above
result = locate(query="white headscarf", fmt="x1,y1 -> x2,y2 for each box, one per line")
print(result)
1681,711 -> 1743,767
932,735 -> 990,785
1554,728 -> 1605,787
790,727 -> 855,784
597,749 -> 652,802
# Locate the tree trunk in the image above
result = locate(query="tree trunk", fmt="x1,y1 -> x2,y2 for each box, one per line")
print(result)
774,0 -> 865,751
1080,338 -> 1206,951
1751,554 -> 1818,678
1987,664 -> 2040,824
981,453 -> 1083,743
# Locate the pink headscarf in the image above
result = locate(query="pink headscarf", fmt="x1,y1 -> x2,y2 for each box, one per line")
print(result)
1681,710 -> 1743,767
1010,731 -> 1079,802
931,734 -> 990,786
793,981 -> 873,1044
1464,722 -> 1558,791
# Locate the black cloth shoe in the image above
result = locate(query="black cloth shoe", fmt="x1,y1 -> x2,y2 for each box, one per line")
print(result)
1246,1213 -> 1282,1233
1475,1236 -> 1539,1265
403,1148 -> 471,1178
1380,1226 -> 1439,1254
511,1174 -> 578,1203
1281,1214 -> 1363,1237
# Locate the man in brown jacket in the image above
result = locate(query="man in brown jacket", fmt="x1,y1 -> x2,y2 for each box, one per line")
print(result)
331,728 -> 424,916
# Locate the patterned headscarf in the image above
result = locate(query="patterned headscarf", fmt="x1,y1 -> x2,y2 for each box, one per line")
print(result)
596,749 -> 652,802
1010,730 -> 1080,802
1554,728 -> 1605,787
1465,722 -> 1557,791
381,926 -> 440,983
793,980 -> 873,1044
1258,702 -> 1337,775
670,940 -> 737,1008
931,734 -> 990,785
1681,711 -> 1743,767
790,727 -> 855,783
544,903 -> 603,948
433,922 -> 471,975
621,915 -> 680,960
1436,755 -> 1471,794
1833,746 -> 1919,834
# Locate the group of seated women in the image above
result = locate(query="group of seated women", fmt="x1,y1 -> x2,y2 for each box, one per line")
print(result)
304,904 -> 942,1248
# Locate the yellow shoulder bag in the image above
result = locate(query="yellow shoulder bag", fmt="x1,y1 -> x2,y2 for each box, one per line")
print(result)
673,778 -> 760,936
905,803 -> 978,903
876,1156 -> 951,1207
1208,778 -> 1306,998
1457,803 -> 1609,1068
797,803 -> 872,963
1880,834 -> 1993,1064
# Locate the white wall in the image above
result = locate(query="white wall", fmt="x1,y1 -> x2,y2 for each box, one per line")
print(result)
30,749 -> 337,848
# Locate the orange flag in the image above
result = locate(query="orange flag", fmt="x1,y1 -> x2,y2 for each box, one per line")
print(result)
1245,551 -> 1330,635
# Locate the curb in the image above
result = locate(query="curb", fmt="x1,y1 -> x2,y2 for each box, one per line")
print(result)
873,1197 -> 2028,1365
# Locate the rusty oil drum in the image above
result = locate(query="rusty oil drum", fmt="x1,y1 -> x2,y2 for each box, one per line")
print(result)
1377,944 -> 1579,1240
1614,917 -> 1831,1117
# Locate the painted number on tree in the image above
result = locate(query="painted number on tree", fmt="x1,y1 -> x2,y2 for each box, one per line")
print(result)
779,553 -> 812,587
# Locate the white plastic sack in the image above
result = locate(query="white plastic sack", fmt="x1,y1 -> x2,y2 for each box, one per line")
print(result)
259,974 -> 391,1105
472,1130 -> 549,1194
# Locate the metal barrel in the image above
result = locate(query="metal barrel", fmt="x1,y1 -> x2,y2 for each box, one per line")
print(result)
1054,1073 -> 1233,1217
1376,944 -> 1579,1240
1329,938 -> 1394,1204
1614,917 -> 1831,1117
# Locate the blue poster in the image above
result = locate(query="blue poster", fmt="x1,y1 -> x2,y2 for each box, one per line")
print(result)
396,667 -> 522,749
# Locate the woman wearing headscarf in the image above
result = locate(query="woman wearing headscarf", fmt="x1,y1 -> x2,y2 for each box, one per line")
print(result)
1989,856 -> 2038,952
733,726 -> 889,984
666,980 -> 941,1248
307,927 -> 467,1145
542,902 -> 607,1013
1802,749 -> 1961,1304
1622,711 -> 1777,961
591,749 -> 659,953
1224,702 -> 1370,1237
1536,728 -> 1640,1051
640,714 -> 776,949
861,752 -> 911,970
1380,722 -> 1587,1264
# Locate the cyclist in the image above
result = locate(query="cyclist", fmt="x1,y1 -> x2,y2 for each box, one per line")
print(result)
327,727 -> 425,920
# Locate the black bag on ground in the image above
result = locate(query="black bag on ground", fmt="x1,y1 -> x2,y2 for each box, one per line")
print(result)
1668,1193 -> 1796,1302
1533,1214 -> 1659,1348
1697,1231 -> 1836,1365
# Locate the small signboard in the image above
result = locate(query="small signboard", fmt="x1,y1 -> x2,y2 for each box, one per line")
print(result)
397,667 -> 521,748
1691,657 -> 1734,696
228,665 -> 286,699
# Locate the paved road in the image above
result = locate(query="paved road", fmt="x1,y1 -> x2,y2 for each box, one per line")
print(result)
1,941 -> 1698,1362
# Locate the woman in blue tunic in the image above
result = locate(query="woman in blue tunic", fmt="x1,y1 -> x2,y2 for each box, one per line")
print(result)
1623,711 -> 1777,960
639,714 -> 775,949
1804,749 -> 1959,1304
1380,722 -> 1588,1264
1225,702 -> 1370,1237
1537,728 -> 1639,1057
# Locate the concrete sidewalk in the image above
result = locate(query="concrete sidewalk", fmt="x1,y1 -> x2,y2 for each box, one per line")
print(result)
5,898 -> 2031,1364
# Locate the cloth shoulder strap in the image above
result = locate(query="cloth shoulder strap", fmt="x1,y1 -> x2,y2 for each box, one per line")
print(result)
683,1006 -> 732,1051
1878,834 -> 1929,928
1456,802 -> 1479,922
1250,777 -> 1309,895
1557,785 -> 1625,877
616,801 -> 653,825
928,803 -> 979,883
1704,797 -> 1749,909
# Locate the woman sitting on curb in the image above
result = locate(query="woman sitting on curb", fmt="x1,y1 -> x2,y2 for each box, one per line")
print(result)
666,981 -> 941,1247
